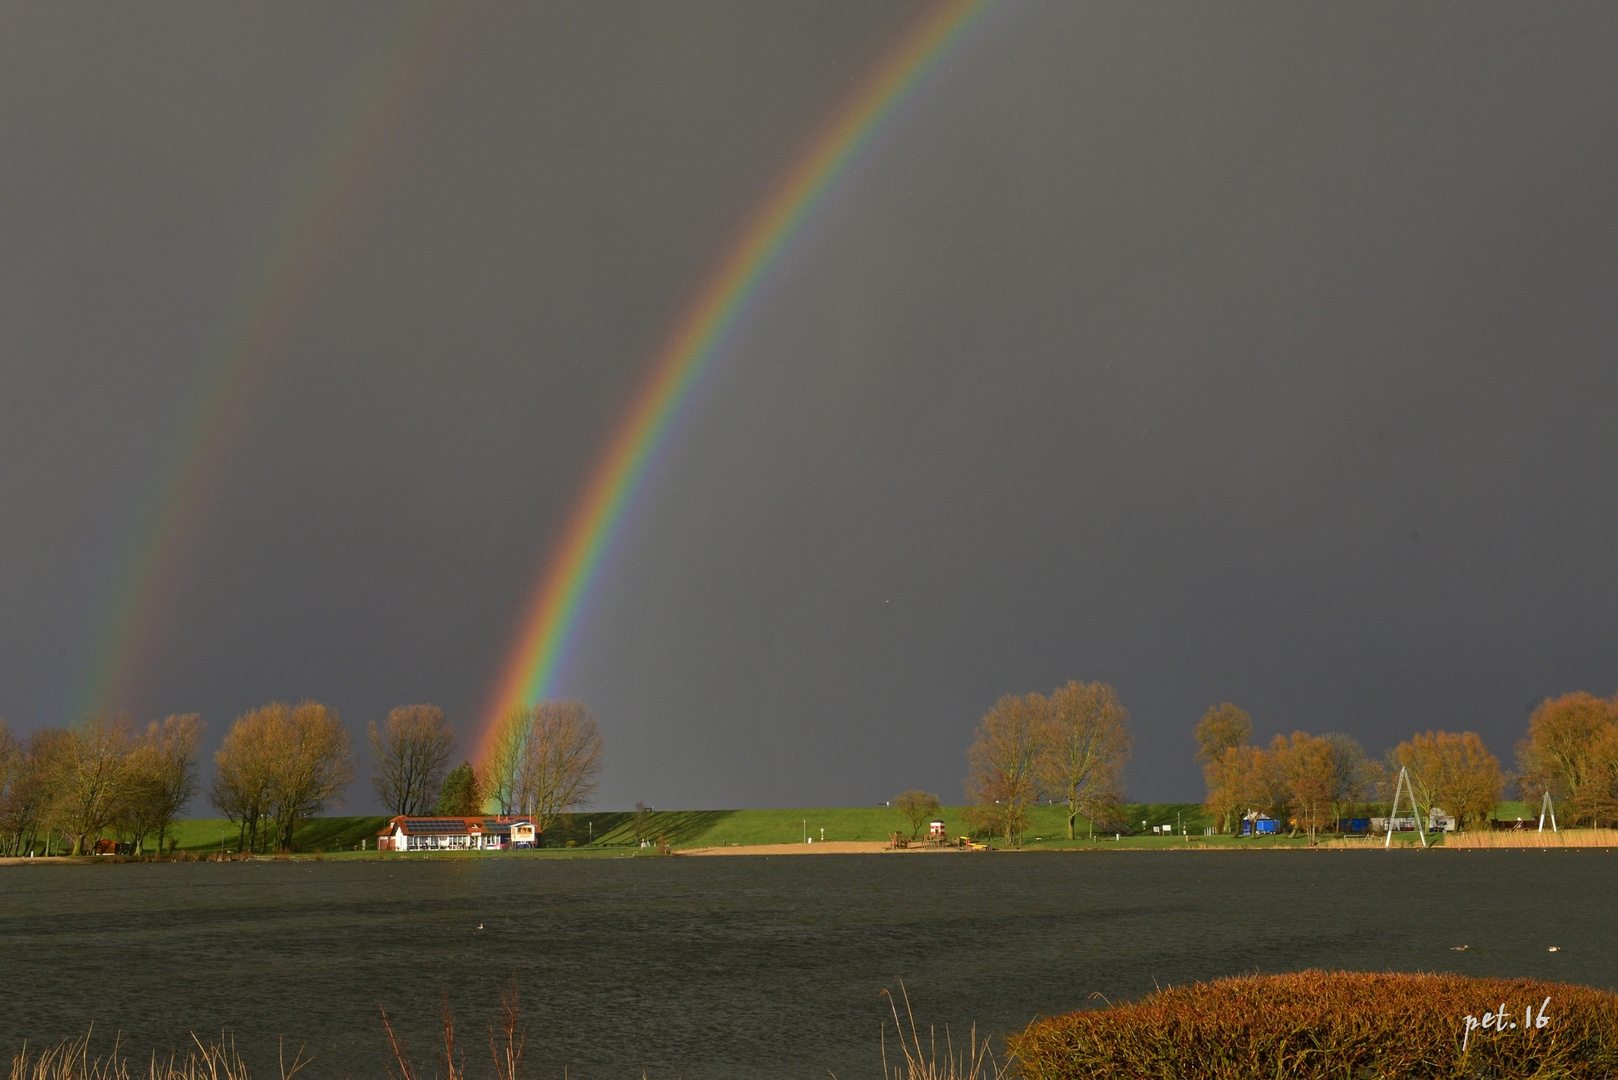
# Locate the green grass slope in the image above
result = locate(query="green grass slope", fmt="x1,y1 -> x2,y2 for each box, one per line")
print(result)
172,799 -> 1555,856
169,816 -> 388,853
536,802 -> 1213,849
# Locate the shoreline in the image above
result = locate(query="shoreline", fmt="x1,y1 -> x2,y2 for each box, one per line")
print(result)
5,841 -> 1613,865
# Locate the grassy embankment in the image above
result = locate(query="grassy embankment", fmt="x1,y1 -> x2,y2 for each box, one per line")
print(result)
164,804 -> 1214,855
1012,970 -> 1618,1079
147,799 -> 1556,857
165,815 -> 390,855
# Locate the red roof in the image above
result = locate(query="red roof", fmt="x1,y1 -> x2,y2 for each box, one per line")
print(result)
379,815 -> 537,836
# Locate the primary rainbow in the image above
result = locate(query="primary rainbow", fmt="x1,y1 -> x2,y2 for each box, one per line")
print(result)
477,0 -> 990,757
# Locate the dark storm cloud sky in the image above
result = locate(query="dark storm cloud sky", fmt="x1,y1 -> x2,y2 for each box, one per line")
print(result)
4,3 -> 1617,811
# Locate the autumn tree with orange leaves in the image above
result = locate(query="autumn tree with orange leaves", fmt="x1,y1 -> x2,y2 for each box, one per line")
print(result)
1203,744 -> 1273,836
1515,692 -> 1618,819
1390,730 -> 1502,831
1572,723 -> 1618,827
1196,703 -> 1255,834
1271,732 -> 1336,842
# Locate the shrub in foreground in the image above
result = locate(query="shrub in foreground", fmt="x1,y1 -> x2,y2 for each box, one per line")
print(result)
1009,970 -> 1618,1079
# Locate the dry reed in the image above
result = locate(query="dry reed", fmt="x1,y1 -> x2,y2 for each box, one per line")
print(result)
7,1031 -> 306,1080
381,981 -> 521,1080
1010,970 -> 1618,1079
1444,828 -> 1618,848
876,984 -> 1008,1080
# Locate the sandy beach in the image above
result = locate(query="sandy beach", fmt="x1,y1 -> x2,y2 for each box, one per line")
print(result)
679,841 -> 896,856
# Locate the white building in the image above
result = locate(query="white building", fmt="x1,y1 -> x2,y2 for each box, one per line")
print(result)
1370,811 -> 1456,833
377,816 -> 538,852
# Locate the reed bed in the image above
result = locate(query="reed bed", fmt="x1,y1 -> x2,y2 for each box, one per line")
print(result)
7,1031 -> 305,1080
1445,828 -> 1618,848
1009,970 -> 1618,1079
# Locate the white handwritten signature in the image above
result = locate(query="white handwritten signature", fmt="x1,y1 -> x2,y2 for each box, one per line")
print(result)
1462,996 -> 1551,1052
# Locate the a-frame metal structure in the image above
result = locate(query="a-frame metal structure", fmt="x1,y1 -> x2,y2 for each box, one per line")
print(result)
1537,789 -> 1558,832
1385,765 -> 1427,848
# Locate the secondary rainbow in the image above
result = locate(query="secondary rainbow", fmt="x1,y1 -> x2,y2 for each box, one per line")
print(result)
81,7 -> 459,716
477,0 -> 991,757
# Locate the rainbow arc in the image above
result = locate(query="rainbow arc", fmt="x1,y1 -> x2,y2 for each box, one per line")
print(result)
476,0 -> 990,762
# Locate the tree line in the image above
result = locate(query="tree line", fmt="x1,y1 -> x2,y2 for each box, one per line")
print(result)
1198,690 -> 1618,838
0,713 -> 202,856
0,698 -> 605,855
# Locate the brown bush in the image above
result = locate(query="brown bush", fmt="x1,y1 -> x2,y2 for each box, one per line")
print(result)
1010,970 -> 1618,1079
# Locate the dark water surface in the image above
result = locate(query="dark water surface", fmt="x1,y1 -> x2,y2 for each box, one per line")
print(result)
2,850 -> 1615,1078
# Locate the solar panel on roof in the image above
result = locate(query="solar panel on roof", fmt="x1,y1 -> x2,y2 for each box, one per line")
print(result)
403,818 -> 471,834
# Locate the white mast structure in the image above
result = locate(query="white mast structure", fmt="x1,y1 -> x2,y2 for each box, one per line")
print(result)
1538,789 -> 1558,832
1385,765 -> 1427,849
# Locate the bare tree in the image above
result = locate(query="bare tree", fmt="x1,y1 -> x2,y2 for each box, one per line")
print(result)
513,701 -> 604,836
1321,733 -> 1376,828
1041,680 -> 1132,840
116,738 -> 167,854
267,700 -> 356,851
211,701 -> 354,852
47,714 -> 136,855
369,704 -> 456,816
0,720 -> 17,826
965,693 -> 1046,846
0,721 -> 20,855
212,707 -> 279,852
2,728 -> 63,856
893,789 -> 941,840
481,707 -> 529,815
145,714 -> 202,852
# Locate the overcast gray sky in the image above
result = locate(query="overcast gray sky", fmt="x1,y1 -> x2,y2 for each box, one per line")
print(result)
4,2 -> 1617,812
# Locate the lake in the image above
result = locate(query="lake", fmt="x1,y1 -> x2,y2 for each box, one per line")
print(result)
2,849 -> 1614,1078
